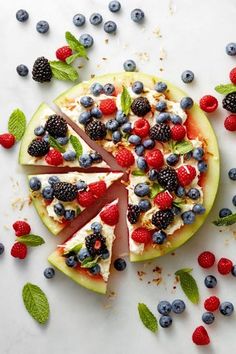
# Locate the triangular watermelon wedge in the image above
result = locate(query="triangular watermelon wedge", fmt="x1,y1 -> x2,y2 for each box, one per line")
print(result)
48,199 -> 119,294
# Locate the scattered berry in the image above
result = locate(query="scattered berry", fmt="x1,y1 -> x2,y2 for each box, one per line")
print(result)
73,14 -> 86,27
181,70 -> 194,83
204,275 -> 217,289
16,9 -> 29,22
219,301 -> 234,316
226,42 -> 236,56
88,180 -> 107,198
157,301 -> 172,315
131,227 -> 151,244
231,264 -> 236,276
89,13 -> 103,26
114,258 -> 126,271
177,165 -> 196,186
232,195 -> 236,206
100,204 -> 119,226
77,190 -> 95,207
44,267 -> 55,279
229,67 -> 236,84
0,133 -> 15,149
45,149 -> 63,166
171,124 -> 186,141
32,56 -> 52,83
36,20 -> 49,34
16,64 -> 29,77
204,296 -> 220,312
198,251 -> 215,268
0,243 -> 5,255
154,191 -> 173,210
228,168 -> 236,180
172,299 -> 186,314
109,1 -> 121,12
13,221 -> 31,236
79,34 -> 94,48
115,148 -> 134,168
159,315 -> 172,328
222,92 -> 236,113
131,8 -> 144,23
123,59 -> 136,72
199,95 -> 218,113
224,115 -> 236,131
11,242 -> 27,259
217,257 -> 233,275
202,312 -> 215,325
104,21 -> 117,33
192,326 -> 210,346
56,46 -> 72,62
219,208 -> 232,218
100,99 -> 117,115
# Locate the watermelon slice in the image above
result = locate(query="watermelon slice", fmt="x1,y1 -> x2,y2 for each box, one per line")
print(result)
48,199 -> 119,294
19,102 -> 109,168
28,171 -> 122,235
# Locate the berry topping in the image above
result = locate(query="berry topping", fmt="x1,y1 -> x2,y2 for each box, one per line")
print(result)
177,165 -> 196,186
229,67 -> 236,84
0,243 -> 4,255
13,221 -> 31,236
154,191 -> 173,210
32,56 -> 52,83
199,95 -> 218,113
149,123 -> 171,142
0,133 -> 15,149
45,149 -> 63,166
28,139 -> 50,157
53,182 -> 78,202
56,46 -> 73,62
88,180 -> 107,198
133,118 -> 150,137
85,119 -> 107,140
100,204 -> 119,226
152,209 -> 174,229
152,230 -> 167,244
145,148 -> 164,169
134,183 -> 150,197
127,204 -> 140,224
170,124 -> 186,141
85,233 -> 107,257
45,115 -> 68,138
11,242 -> 27,259
131,227 -> 151,244
198,251 -> 215,268
222,92 -> 236,113
115,148 -> 134,168
204,296 -> 220,312
114,258 -> 127,271
157,166 -> 179,191
224,115 -> 236,131
77,190 -> 95,207
217,257 -> 233,275
180,97 -> 194,110
192,326 -> 210,345
131,97 -> 151,117
99,98 -> 117,115
132,81 -> 144,94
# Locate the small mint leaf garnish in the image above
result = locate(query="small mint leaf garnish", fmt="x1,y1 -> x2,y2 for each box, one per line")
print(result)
173,140 -> 193,155
48,136 -> 66,153
69,135 -> 83,157
22,283 -> 50,324
121,86 -> 132,115
63,243 -> 83,256
213,213 -> 236,226
138,303 -> 158,333
8,109 -> 26,141
49,61 -> 79,82
66,53 -> 81,65
16,235 -> 45,247
81,256 -> 99,268
65,31 -> 88,59
150,183 -> 163,199
175,268 -> 199,304
131,169 -> 146,176
215,84 -> 236,95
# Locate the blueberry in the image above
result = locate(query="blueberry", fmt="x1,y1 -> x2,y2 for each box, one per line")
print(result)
0,243 -> 5,255
143,139 -> 155,149
90,152 -> 103,163
16,64 -> 29,77
184,151 -> 193,161
128,134 -> 141,145
66,255 -> 78,268
106,119 -> 119,132
104,83 -> 115,95
231,265 -> 236,276
53,203 -> 65,216
219,302 -> 234,316
80,96 -> 94,108
228,168 -> 236,180
101,249 -> 110,260
156,112 -> 171,123
192,147 -> 204,161
176,186 -> 185,197
34,126 -> 45,136
79,34 -> 94,48
156,101 -> 167,112
204,275 -> 217,289
104,21 -> 117,33
78,248 -> 90,262
138,199 -> 151,212
16,9 -> 29,22
181,211 -> 196,224
166,154 -> 179,166
36,21 -> 49,34
73,14 -> 86,27
91,107 -> 102,119
29,177 -> 41,191
198,161 -> 208,172
193,204 -> 206,215
90,83 -> 104,96
48,176 -> 60,185
202,312 -> 215,325
172,205 -> 181,215
76,180 -> 87,191
232,195 -> 236,206
180,97 -> 194,110
187,188 -> 200,200
148,169 -> 158,181
219,208 -> 232,218
57,137 -> 69,145
109,1 -> 121,12
157,301 -> 172,315
63,150 -> 76,161
171,114 -> 183,124
137,157 -> 147,170
91,222 -> 102,233
42,186 -> 54,200
79,154 -> 93,168
89,13 -> 103,26
152,230 -> 167,244
43,133 -> 49,143
89,264 -> 101,275
226,42 -> 236,56
123,59 -> 136,72
132,81 -> 144,94
135,144 -> 145,156
134,183 -> 150,197
114,258 -> 126,271
131,8 -> 145,23
172,299 -> 185,314
155,82 -> 167,93
121,122 -> 132,133
116,111 -> 128,124
181,70 -> 194,83
64,209 -> 76,221
44,267 -> 55,279
159,315 -> 172,328
79,111 -> 91,125
112,130 -> 122,143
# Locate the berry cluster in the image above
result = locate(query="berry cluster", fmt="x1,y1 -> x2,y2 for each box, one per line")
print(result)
157,299 -> 186,328
10,220 -> 31,259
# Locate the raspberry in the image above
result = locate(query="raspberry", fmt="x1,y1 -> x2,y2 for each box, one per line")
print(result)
177,165 -> 196,186
131,227 -> 151,244
217,257 -> 233,275
170,124 -> 186,141
154,191 -> 173,210
99,99 -> 117,115
199,95 -> 218,113
45,149 -> 63,166
88,180 -> 107,198
77,190 -> 95,207
11,242 -> 27,259
133,118 -> 150,138
198,251 -> 215,268
56,46 -> 73,62
224,115 -> 236,131
100,204 -> 119,226
229,67 -> 236,84
192,326 -> 210,346
204,296 -> 220,312
13,221 -> 31,236
115,148 -> 134,168
145,149 -> 164,169
0,133 -> 15,149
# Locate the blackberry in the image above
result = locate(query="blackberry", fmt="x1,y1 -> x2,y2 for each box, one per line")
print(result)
27,139 -> 50,157
127,204 -> 140,224
32,56 -> 52,83
152,209 -> 174,229
157,166 -> 178,191
222,92 -> 236,113
131,97 -> 151,117
53,182 -> 78,202
85,119 -> 107,140
149,123 -> 171,142
45,115 -> 68,138
85,233 -> 107,257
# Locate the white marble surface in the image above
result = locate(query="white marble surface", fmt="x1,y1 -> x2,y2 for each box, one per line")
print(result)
1,0 -> 236,353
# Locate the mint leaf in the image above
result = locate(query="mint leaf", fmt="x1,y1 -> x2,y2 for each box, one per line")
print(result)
81,256 -> 99,268
66,53 -> 81,65
121,86 -> 132,115
150,183 -> 163,199
17,235 -> 45,247
49,61 -> 79,82
70,135 -> 83,157
65,31 -> 88,59
138,303 -> 158,333
8,109 -> 26,141
173,140 -> 193,155
213,213 -> 236,226
22,283 -> 50,324
215,84 -> 236,95
131,169 -> 146,176
175,269 -> 199,304
48,136 -> 66,153
64,243 -> 83,255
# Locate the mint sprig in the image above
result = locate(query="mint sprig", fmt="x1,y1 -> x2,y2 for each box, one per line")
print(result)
215,84 -> 236,95
121,86 -> 132,115
173,140 -> 193,155
63,243 -> 83,256
49,61 -> 79,82
8,109 -> 26,141
175,268 -> 199,304
213,213 -> 236,226
131,169 -> 146,176
65,31 -> 88,60
70,135 -> 83,157
16,235 -> 45,247
48,136 -> 66,153
138,303 -> 158,333
22,283 -> 50,324
81,256 -> 99,268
